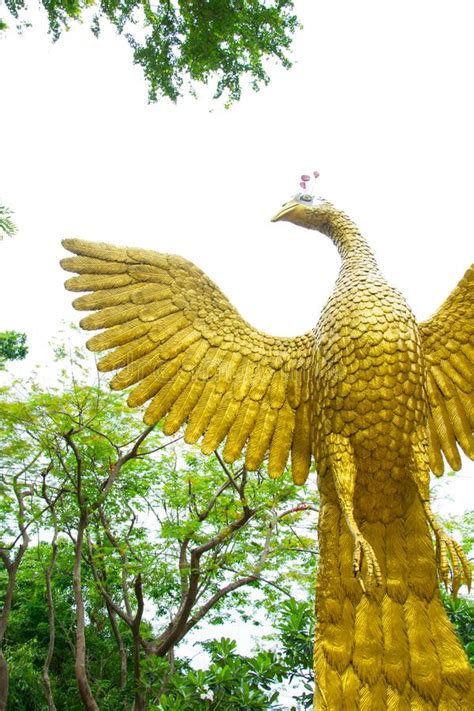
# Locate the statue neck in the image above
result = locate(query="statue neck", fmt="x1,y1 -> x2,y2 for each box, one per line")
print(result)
308,202 -> 380,275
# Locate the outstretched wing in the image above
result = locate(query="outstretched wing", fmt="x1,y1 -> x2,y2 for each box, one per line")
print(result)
419,265 -> 474,475
61,239 -> 314,483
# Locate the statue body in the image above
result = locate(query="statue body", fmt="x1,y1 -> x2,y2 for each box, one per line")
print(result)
307,206 -> 472,709
62,196 -> 474,709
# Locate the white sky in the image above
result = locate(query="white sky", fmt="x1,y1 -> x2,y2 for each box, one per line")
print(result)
2,1 -> 472,499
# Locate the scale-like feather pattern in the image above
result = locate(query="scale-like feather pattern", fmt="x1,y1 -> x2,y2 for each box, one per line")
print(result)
61,238 -> 314,480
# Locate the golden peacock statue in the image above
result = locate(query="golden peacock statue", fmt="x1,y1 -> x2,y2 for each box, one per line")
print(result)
61,176 -> 474,710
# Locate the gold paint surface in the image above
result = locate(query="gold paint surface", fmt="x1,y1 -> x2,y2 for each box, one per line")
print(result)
61,199 -> 474,709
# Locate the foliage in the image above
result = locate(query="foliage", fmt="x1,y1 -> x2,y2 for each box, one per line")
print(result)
1,0 -> 299,103
0,331 -> 28,369
0,205 -> 17,240
0,347 -> 317,709
442,592 -> 474,667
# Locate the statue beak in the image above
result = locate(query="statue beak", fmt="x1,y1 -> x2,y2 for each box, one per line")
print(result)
270,201 -> 299,222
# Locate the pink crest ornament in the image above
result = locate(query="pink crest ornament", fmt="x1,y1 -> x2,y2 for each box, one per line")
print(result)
299,171 -> 320,197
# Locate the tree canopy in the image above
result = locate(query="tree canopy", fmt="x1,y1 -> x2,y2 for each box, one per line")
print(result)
0,205 -> 17,240
0,0 -> 300,103
0,345 -> 318,709
0,331 -> 27,368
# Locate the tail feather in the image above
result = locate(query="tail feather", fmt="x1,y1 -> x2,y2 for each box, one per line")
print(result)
404,594 -> 442,704
385,517 -> 408,602
321,598 -> 354,672
314,475 -> 474,710
341,666 -> 360,711
381,597 -> 409,691
428,597 -> 473,693
386,686 -> 410,711
353,596 -> 383,685
405,499 -> 437,600
358,678 -> 386,710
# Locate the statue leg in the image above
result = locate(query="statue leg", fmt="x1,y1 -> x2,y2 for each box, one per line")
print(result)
409,438 -> 471,596
326,433 -> 382,592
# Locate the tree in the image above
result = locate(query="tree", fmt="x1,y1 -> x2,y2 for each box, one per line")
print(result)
0,0 -> 299,103
0,205 -> 17,240
0,346 -> 317,709
0,207 -> 27,372
0,331 -> 28,369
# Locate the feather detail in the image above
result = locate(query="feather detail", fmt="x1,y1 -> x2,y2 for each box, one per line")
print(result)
144,369 -> 191,425
404,595 -> 442,704
269,369 -> 288,409
97,335 -> 156,372
287,367 -> 302,408
72,284 -> 142,310
80,303 -> 140,330
139,301 -> 180,322
340,666 -> 360,711
385,518 -> 408,604
201,391 -> 241,454
321,597 -> 354,673
60,256 -> 127,275
87,319 -> 149,351
438,358 -> 471,394
62,238 -> 132,262
195,347 -> 222,381
163,379 -> 206,435
301,368 -> 311,402
149,314 -> 189,344
65,273 -> 132,292
268,401 -> 295,478
405,500 -> 437,601
184,381 -> 221,443
159,326 -> 200,360
181,339 -> 210,372
427,374 -> 462,470
426,412 -> 444,476
385,686 -> 410,711
291,401 -> 311,484
248,364 -> 273,401
353,596 -> 382,686
382,597 -> 408,691
245,403 -> 278,470
126,247 -> 169,269
427,597 -> 473,692
131,285 -> 173,305
445,392 -> 474,458
214,352 -> 243,394
110,350 -> 162,390
128,264 -> 172,284
223,399 -> 260,463
431,364 -> 456,398
128,354 -> 185,407
449,350 -> 473,386
233,359 -> 256,401
459,389 -> 474,428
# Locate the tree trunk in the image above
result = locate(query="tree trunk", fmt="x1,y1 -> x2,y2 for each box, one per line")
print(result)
43,539 -> 58,710
73,515 -> 99,711
0,563 -> 22,711
0,650 -> 8,711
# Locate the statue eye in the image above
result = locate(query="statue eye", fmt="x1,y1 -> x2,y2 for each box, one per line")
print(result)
301,194 -> 312,202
